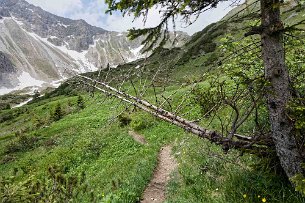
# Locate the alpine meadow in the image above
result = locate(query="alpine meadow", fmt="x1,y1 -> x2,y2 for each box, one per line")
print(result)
1,0 -> 305,202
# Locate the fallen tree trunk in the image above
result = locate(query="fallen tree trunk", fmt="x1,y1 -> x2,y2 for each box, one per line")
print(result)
78,74 -> 273,154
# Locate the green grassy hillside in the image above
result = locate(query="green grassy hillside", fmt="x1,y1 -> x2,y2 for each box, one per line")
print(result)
1,2 -> 305,202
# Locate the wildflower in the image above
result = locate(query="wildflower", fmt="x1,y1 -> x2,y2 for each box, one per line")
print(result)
258,195 -> 261,198
243,194 -> 247,198
262,197 -> 267,202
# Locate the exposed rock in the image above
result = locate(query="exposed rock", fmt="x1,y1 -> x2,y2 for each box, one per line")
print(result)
0,51 -> 15,74
0,0 -> 189,94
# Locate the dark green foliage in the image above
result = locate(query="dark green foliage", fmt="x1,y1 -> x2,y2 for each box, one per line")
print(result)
118,112 -> 132,127
0,154 -> 15,164
0,111 -> 14,123
0,166 -> 99,203
77,95 -> 85,109
0,107 -> 28,123
204,52 -> 219,66
5,134 -> 39,154
191,84 -> 220,118
5,103 -> 10,110
288,99 -> 305,131
41,82 -> 79,100
0,103 -> 11,110
130,113 -> 154,131
0,175 -> 35,203
202,42 -> 217,53
51,103 -> 63,121
0,94 -> 30,109
105,0 -> 225,52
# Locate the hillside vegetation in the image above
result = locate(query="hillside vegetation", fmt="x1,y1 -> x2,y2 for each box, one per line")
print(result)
1,2 -> 305,203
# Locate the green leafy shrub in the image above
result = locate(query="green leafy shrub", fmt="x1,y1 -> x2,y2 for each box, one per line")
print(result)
201,42 -> 217,53
203,52 -> 219,66
102,190 -> 139,203
0,103 -> 11,110
130,113 -> 154,131
51,103 -> 63,121
0,154 -> 16,164
0,111 -> 14,123
77,95 -> 85,109
0,176 -> 35,203
0,107 -> 28,123
118,112 -> 132,127
5,134 -> 39,154
0,166 -> 99,202
292,173 -> 305,196
32,114 -> 48,128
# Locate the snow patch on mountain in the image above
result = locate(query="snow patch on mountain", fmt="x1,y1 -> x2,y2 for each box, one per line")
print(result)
55,44 -> 97,72
0,17 -> 10,24
127,45 -> 146,62
57,22 -> 69,28
27,30 -> 98,73
0,71 -> 45,95
12,98 -> 33,108
18,71 -> 45,87
0,0 -> 190,95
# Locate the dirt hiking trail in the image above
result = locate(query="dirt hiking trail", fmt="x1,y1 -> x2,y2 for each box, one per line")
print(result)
141,145 -> 177,203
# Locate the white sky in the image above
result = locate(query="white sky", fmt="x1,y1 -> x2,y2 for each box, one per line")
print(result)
26,0 -> 237,35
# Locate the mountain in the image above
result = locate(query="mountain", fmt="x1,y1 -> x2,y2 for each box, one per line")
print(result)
1,2 -> 305,202
0,0 -> 189,95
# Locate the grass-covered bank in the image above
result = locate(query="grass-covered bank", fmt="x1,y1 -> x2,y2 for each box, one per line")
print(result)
1,2 -> 305,202
168,137 -> 305,203
0,91 -> 304,202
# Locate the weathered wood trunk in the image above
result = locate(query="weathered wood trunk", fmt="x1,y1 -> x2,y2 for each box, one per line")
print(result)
261,0 -> 304,178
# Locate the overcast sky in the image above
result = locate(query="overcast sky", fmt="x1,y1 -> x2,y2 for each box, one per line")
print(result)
26,0 -> 237,35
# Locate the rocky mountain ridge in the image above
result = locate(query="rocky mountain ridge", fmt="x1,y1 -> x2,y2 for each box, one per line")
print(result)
0,0 -> 189,95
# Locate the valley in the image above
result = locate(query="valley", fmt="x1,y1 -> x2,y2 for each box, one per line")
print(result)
1,0 -> 305,202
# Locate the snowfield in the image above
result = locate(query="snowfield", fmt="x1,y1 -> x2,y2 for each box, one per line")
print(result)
0,71 -> 45,95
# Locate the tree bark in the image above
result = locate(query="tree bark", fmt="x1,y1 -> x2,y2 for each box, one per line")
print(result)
261,0 -> 304,178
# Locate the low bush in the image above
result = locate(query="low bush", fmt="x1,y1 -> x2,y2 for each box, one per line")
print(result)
118,113 -> 132,127
51,103 -> 63,121
0,166 -> 98,202
77,95 -> 85,109
130,113 -> 154,131
5,134 -> 39,154
0,103 -> 10,110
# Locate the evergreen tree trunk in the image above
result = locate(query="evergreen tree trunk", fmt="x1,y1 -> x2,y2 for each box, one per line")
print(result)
261,0 -> 304,178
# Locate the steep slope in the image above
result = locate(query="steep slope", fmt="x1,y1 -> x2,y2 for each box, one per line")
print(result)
0,0 -> 189,95
1,1 -> 305,202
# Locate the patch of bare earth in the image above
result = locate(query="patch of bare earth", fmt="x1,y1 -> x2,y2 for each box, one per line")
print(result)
128,130 -> 147,145
141,145 -> 177,203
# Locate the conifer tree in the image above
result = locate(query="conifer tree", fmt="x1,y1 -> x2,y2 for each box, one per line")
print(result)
52,103 -> 63,121
77,95 -> 85,109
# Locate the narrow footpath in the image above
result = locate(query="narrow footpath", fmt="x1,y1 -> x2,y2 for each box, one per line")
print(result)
141,145 -> 177,203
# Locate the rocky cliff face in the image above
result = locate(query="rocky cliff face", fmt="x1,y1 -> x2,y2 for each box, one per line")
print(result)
0,0 -> 106,51
0,0 -> 189,95
0,51 -> 16,89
